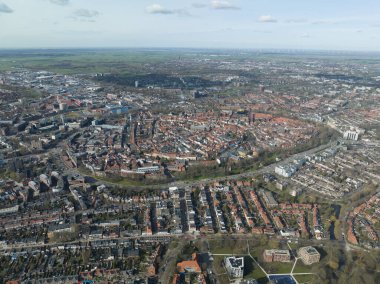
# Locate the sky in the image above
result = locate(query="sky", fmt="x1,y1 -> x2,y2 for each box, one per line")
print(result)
0,0 -> 380,51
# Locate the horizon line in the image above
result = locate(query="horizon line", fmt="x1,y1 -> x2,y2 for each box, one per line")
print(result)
0,46 -> 380,54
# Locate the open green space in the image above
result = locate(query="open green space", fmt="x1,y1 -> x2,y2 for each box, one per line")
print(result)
293,261 -> 313,274
293,274 -> 315,283
2,49 -> 380,75
0,49 -> 189,74
209,239 -> 248,255
95,175 -> 149,187
212,255 -> 228,275
249,249 -> 261,260
262,262 -> 294,275
217,274 -> 231,284
244,256 -> 269,284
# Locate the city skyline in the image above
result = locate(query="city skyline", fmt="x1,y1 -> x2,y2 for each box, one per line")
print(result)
0,0 -> 380,51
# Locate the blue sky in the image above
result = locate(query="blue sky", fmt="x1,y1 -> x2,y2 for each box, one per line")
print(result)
0,0 -> 379,50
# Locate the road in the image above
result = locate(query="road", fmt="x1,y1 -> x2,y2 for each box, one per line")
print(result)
1,234 -> 176,251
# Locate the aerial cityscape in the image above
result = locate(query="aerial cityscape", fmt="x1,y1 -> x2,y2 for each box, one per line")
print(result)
0,1 -> 380,284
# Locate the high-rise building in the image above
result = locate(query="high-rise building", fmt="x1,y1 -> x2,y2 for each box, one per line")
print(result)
248,109 -> 255,125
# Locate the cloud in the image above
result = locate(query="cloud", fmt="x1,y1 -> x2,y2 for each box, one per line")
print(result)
301,33 -> 310,38
146,4 -> 190,16
192,3 -> 207,8
211,0 -> 240,10
286,18 -> 308,23
146,4 -> 175,14
311,17 -> 366,26
49,0 -> 69,6
71,9 -> 100,21
252,29 -> 273,34
311,19 -> 338,25
258,15 -> 277,23
0,2 -> 13,13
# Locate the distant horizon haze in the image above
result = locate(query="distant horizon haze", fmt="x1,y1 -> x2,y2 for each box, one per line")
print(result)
1,47 -> 380,55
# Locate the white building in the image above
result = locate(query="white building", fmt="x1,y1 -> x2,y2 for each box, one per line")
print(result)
280,228 -> 298,237
39,174 -> 50,187
0,205 -> 19,215
225,256 -> 244,278
290,188 -> 302,197
275,165 -> 296,178
28,180 -> 39,191
136,166 -> 160,174
343,130 -> 359,141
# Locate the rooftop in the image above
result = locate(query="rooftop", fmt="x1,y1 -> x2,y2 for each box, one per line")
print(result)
300,246 -> 319,255
226,256 -> 244,268
264,249 -> 290,256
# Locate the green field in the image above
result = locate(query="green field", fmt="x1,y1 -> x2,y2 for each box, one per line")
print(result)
262,262 -> 294,275
294,274 -> 315,283
293,260 -> 313,274
244,256 -> 269,284
209,239 -> 248,255
2,48 -> 379,76
250,248 -> 261,260
0,49 -> 186,74
212,255 -> 228,275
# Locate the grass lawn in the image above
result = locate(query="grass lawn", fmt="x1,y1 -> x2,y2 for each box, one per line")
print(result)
209,239 -> 247,255
212,255 -> 227,275
101,177 -> 147,187
292,261 -> 313,273
211,247 -> 236,254
250,249 -> 260,259
262,262 -> 294,274
276,262 -> 295,274
0,49 -> 189,74
249,244 -> 267,261
244,256 -> 269,284
287,242 -> 298,250
293,274 -> 315,283
83,171 -> 162,188
217,274 -> 231,284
